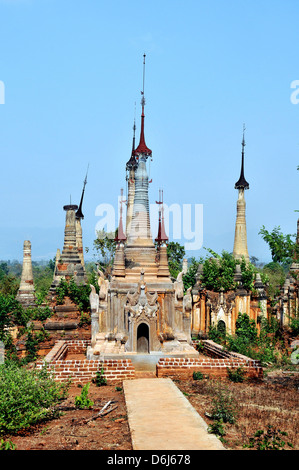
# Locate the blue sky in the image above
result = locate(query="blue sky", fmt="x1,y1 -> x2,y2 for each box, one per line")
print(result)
0,0 -> 298,263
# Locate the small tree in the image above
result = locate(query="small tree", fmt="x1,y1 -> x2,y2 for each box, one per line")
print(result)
259,225 -> 297,265
166,241 -> 185,279
93,229 -> 117,275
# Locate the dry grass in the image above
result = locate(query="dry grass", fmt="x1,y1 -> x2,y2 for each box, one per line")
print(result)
177,369 -> 299,450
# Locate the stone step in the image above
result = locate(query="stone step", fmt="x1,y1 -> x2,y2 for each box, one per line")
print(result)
134,371 -> 157,379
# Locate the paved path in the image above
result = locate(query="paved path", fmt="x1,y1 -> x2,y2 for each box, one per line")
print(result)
123,378 -> 225,451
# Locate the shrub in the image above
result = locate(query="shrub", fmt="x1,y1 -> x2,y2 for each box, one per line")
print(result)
227,366 -> 245,383
290,316 -> 299,336
245,425 -> 293,450
75,382 -> 94,409
0,363 -> 69,435
55,278 -> 91,312
0,439 -> 16,450
209,383 -> 238,424
92,368 -> 107,387
193,371 -> 204,381
208,420 -> 226,437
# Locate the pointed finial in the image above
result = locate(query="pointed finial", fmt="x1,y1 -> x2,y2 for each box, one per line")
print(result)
115,188 -> 126,242
235,123 -> 249,190
133,54 -> 152,157
76,163 -> 89,220
141,53 -> 146,108
155,188 -> 168,243
242,123 -> 246,150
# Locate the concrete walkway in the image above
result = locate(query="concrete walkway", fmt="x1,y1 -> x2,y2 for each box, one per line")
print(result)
123,378 -> 226,451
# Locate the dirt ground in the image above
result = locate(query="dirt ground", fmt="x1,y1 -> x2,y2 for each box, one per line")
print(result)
2,368 -> 298,451
177,369 -> 299,450
5,382 -> 132,451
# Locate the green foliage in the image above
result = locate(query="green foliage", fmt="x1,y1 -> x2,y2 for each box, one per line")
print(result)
0,363 -> 69,435
0,439 -> 16,450
201,249 -> 237,292
193,371 -> 204,380
245,425 -> 293,450
25,330 -> 39,363
32,261 -> 55,301
166,241 -> 185,279
209,383 -> 238,424
208,420 -> 226,437
259,225 -> 297,265
55,278 -> 91,312
86,265 -> 100,294
208,323 -> 226,345
26,305 -> 53,322
262,262 -> 286,299
79,312 -> 91,327
75,382 -> 94,409
182,257 -> 199,291
0,294 -> 26,341
199,249 -> 255,293
92,367 -> 107,387
210,313 -> 289,367
93,229 -> 117,273
195,341 -> 204,353
290,316 -> 299,335
227,366 -> 245,383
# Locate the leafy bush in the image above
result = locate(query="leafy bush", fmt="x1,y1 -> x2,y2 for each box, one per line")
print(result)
209,383 -> 238,424
183,257 -> 199,291
208,420 -> 226,437
245,425 -> 293,450
92,368 -> 107,387
226,313 -> 258,358
227,366 -> 245,383
290,316 -> 299,336
193,371 -> 204,381
55,278 -> 91,313
0,439 -> 16,450
29,305 -> 53,322
75,382 -> 94,409
0,363 -> 69,435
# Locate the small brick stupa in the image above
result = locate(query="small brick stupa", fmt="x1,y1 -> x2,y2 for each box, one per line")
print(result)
16,240 -> 36,307
49,203 -> 86,294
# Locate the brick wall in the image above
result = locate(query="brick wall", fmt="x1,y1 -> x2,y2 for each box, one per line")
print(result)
36,340 -> 135,385
36,339 -> 263,384
157,340 -> 263,380
156,357 -> 263,380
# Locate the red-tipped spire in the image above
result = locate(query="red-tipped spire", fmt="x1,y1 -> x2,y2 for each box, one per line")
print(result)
134,54 -> 152,157
115,188 -> 126,241
155,189 -> 168,243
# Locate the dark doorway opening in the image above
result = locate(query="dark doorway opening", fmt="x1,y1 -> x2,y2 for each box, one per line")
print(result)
217,320 -> 226,336
137,323 -> 149,353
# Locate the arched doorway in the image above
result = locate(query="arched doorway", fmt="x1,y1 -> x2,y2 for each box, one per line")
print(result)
137,323 -> 149,353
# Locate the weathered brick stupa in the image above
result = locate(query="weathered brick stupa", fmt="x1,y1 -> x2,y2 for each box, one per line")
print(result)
16,240 -> 36,307
49,203 -> 86,295
87,55 -> 198,360
232,125 -> 250,263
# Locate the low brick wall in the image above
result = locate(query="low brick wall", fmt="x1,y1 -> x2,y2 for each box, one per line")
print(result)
157,340 -> 263,380
36,340 -> 135,385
